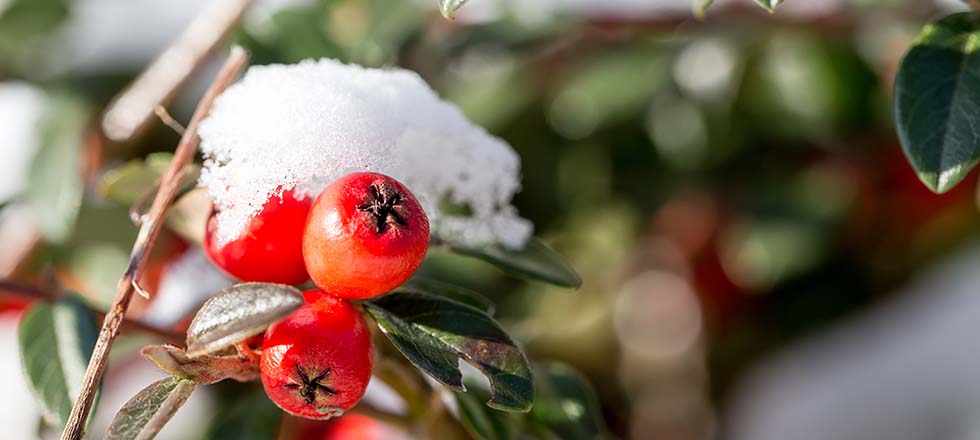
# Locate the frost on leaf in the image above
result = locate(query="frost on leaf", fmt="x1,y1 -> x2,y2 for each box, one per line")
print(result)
198,59 -> 532,249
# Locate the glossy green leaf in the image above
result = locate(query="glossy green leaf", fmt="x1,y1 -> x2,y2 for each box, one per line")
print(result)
18,296 -> 99,427
185,283 -> 304,358
27,92 -> 88,243
451,238 -> 582,288
454,385 -> 518,440
206,389 -> 281,440
105,377 -> 196,440
365,290 -> 533,412
439,0 -> 468,19
895,12 -> 980,193
528,363 -> 603,440
402,277 -> 495,314
753,0 -> 784,11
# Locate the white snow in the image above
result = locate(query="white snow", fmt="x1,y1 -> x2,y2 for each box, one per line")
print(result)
198,59 -> 532,249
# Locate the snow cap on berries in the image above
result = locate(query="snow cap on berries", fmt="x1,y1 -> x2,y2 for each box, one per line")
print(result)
198,59 -> 532,249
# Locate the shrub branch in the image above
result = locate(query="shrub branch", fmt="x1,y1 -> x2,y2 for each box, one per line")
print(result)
59,46 -> 249,440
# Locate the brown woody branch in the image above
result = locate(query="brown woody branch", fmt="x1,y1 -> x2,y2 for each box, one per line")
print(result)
0,280 -> 181,342
59,46 -> 249,440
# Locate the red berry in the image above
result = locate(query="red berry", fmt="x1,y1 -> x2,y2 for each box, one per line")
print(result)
260,291 -> 374,419
321,414 -> 382,440
303,172 -> 429,299
204,188 -> 312,285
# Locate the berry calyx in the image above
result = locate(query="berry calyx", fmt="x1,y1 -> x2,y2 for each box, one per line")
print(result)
303,172 -> 429,299
260,291 -> 374,419
204,188 -> 312,285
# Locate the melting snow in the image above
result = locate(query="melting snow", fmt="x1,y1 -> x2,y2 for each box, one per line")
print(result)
198,59 -> 532,249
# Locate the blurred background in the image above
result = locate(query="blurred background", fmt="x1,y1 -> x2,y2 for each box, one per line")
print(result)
3,0 -> 980,439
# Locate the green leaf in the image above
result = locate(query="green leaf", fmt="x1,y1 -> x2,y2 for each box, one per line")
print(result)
105,377 -> 197,440
365,290 -> 533,412
439,0 -> 468,19
451,238 -> 582,288
454,385 -> 518,440
402,277 -> 495,314
895,12 -> 980,193
27,92 -> 88,243
18,295 -> 99,427
206,389 -> 281,440
0,0 -> 69,68
185,283 -> 304,358
100,153 -> 200,207
527,363 -> 603,440
753,0 -> 784,12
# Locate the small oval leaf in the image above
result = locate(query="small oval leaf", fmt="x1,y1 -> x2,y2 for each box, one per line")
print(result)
105,377 -> 196,440
185,283 -> 304,358
18,295 -> 99,427
141,344 -> 259,385
366,290 -> 533,412
451,238 -> 582,288
895,12 -> 980,193
753,0 -> 784,12
439,0 -> 468,19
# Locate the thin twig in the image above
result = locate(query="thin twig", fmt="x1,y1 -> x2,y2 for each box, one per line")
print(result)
967,0 -> 980,12
101,0 -> 252,142
154,106 -> 186,135
0,280 -> 181,342
60,47 -> 249,440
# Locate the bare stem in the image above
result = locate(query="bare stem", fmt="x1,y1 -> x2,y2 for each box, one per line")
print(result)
0,280 -> 182,342
59,47 -> 249,440
101,0 -> 252,142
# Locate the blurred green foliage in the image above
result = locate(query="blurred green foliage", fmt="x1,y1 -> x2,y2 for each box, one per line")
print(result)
3,0 -> 979,438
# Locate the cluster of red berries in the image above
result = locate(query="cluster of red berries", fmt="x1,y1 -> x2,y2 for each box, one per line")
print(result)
204,172 -> 430,419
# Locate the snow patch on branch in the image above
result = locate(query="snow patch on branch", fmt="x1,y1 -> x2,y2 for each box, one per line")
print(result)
198,59 -> 532,249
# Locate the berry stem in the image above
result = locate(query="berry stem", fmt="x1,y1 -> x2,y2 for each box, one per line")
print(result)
59,47 -> 250,440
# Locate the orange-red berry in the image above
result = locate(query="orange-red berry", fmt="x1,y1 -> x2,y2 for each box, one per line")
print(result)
302,172 -> 429,299
204,189 -> 312,285
260,291 -> 374,419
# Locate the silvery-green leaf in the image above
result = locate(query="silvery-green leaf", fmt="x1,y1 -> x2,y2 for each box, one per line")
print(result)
439,0 -> 468,19
185,283 -> 304,358
105,377 -> 196,440
753,0 -> 784,12
141,344 -> 259,385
